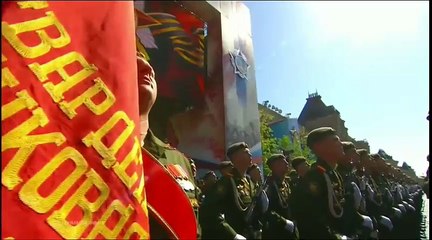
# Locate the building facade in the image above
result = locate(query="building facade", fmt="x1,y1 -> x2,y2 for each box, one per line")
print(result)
298,92 -> 371,152
258,103 -> 300,141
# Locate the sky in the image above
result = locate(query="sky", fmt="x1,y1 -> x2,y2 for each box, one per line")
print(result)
244,1 -> 429,176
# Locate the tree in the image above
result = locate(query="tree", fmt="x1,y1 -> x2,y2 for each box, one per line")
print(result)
296,127 -> 316,163
259,110 -> 280,175
278,128 -> 316,164
259,111 -> 316,175
278,135 -> 292,153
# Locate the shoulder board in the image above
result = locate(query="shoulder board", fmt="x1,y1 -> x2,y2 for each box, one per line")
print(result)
164,143 -> 177,150
317,165 -> 327,174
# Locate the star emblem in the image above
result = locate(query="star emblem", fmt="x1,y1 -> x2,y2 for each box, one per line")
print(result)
229,49 -> 249,79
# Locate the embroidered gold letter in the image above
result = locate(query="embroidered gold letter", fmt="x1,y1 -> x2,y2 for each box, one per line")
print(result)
19,147 -> 88,213
2,91 -> 65,190
17,1 -> 49,9
28,51 -> 97,103
59,78 -> 116,119
87,200 -> 134,239
82,111 -> 135,169
2,11 -> 70,59
47,169 -> 109,239
2,67 -> 20,88
124,222 -> 149,239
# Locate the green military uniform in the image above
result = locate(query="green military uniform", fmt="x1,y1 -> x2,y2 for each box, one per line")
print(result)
290,156 -> 308,192
296,127 -> 346,239
296,159 -> 346,239
337,142 -> 364,237
337,162 -> 370,238
143,130 -> 201,238
263,175 -> 299,239
288,170 -> 299,190
199,168 -> 260,239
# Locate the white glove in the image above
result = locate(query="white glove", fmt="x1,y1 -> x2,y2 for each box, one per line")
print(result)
360,214 -> 374,230
392,207 -> 402,219
397,204 -> 406,214
284,219 -> 295,233
379,215 -> 394,231
234,234 -> 246,240
341,235 -> 352,240
367,185 -> 375,200
360,197 -> 367,213
407,203 -> 416,212
260,190 -> 269,213
351,182 -> 362,210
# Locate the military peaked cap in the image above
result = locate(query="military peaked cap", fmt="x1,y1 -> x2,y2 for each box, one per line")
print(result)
219,160 -> 234,170
342,141 -> 356,151
306,127 -> 337,149
266,153 -> 286,167
226,142 -> 249,159
247,163 -> 259,174
356,149 -> 368,156
291,156 -> 307,170
203,171 -> 216,180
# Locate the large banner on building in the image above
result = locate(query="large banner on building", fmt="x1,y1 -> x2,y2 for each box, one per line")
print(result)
134,1 -> 263,172
2,1 -> 149,239
135,1 -> 227,171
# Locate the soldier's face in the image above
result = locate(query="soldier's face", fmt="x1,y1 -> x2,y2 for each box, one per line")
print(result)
315,135 -> 345,163
346,148 -> 360,164
271,158 -> 289,176
297,162 -> 310,177
137,56 -> 157,115
236,148 -> 252,166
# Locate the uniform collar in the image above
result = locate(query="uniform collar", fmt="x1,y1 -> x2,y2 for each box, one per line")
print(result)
268,174 -> 286,184
316,158 -> 335,171
232,168 -> 247,178
143,129 -> 167,159
337,162 -> 353,173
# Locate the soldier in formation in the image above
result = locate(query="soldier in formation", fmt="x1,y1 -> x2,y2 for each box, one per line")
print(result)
220,160 -> 235,178
199,142 -> 268,239
198,126 -> 424,239
262,154 -> 299,239
248,164 -> 263,188
137,53 -> 201,238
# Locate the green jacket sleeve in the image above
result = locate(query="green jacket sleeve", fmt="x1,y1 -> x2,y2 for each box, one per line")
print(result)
199,178 -> 237,239
296,171 -> 339,239
264,182 -> 289,230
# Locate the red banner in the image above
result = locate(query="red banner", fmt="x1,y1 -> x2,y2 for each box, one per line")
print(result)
2,1 -> 149,239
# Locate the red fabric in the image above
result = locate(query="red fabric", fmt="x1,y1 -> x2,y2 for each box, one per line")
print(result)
2,2 -> 149,239
144,153 -> 197,240
145,1 -> 206,105
317,166 -> 327,174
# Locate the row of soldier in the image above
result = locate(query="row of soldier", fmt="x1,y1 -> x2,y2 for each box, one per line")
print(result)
136,52 -> 424,239
195,127 -> 424,239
